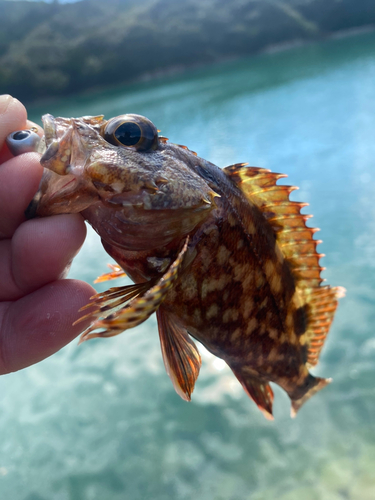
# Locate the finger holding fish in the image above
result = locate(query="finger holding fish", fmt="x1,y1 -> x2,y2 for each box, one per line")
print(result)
0,95 -> 95,373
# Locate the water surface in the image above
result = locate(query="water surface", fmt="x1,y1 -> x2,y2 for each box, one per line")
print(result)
1,31 -> 375,500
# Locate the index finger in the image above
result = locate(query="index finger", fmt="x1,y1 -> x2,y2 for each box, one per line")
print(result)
0,153 -> 43,239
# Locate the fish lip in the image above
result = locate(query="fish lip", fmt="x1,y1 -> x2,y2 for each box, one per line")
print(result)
40,140 -> 60,163
39,115 -> 75,175
41,114 -> 57,147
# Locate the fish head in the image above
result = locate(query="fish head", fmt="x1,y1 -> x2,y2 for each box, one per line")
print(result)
15,113 -> 219,250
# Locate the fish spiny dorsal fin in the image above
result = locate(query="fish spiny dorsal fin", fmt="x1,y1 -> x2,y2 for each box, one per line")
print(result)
176,144 -> 198,156
223,163 -> 345,367
223,164 -> 324,289
302,286 -> 346,367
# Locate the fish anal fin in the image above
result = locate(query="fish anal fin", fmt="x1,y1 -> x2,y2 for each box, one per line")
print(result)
77,238 -> 189,342
157,309 -> 201,401
231,367 -> 274,420
302,286 -> 345,367
290,376 -> 331,417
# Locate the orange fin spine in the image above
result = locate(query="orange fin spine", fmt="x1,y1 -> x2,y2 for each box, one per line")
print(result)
176,143 -> 198,156
94,263 -> 127,283
157,309 -> 201,401
223,164 -> 325,289
74,282 -> 151,325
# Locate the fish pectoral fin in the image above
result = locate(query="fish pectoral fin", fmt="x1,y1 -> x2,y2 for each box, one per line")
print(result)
94,263 -> 127,283
157,309 -> 201,401
74,281 -> 151,337
76,238 -> 189,343
231,368 -> 274,420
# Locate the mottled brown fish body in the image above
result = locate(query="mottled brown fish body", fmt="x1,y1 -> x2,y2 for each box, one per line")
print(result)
160,189 -> 312,412
21,112 -> 343,419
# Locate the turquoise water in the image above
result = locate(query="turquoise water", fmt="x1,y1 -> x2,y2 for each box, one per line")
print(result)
2,31 -> 375,500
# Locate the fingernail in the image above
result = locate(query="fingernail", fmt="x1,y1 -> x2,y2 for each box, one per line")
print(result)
0,95 -> 14,115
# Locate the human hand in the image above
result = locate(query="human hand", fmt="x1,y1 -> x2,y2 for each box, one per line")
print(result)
0,95 -> 95,374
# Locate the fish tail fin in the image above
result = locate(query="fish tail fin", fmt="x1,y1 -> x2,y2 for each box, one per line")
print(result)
290,375 -> 331,418
231,368 -> 274,420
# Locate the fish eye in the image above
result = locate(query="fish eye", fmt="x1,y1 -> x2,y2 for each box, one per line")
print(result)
102,114 -> 158,151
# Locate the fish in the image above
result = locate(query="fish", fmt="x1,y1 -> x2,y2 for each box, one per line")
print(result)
7,113 -> 345,419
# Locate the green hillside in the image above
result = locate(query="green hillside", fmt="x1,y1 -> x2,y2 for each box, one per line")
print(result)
1,0 -> 374,103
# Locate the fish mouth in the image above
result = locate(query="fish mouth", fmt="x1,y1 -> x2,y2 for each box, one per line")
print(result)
39,114 -> 106,175
24,166 -> 86,219
25,114 -> 102,219
40,115 -> 61,162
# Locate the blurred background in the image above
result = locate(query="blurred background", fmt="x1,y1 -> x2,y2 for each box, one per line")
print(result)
1,0 -> 375,103
1,1 -> 375,499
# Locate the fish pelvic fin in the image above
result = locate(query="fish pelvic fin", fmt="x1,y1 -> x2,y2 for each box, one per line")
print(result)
157,309 -> 201,401
290,375 -> 331,418
76,238 -> 189,342
301,285 -> 345,367
231,367 -> 274,420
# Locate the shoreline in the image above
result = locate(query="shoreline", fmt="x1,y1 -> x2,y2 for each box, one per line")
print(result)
26,24 -> 375,111
261,23 -> 375,54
